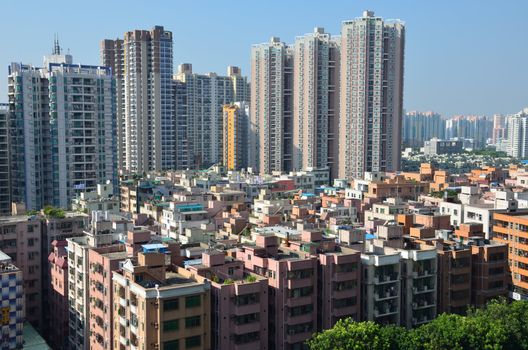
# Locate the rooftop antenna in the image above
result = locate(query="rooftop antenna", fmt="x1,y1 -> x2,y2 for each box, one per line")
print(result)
53,34 -> 61,55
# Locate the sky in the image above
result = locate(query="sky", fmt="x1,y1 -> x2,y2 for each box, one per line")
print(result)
1,0 -> 527,117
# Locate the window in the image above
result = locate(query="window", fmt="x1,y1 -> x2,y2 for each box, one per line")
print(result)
185,295 -> 201,308
185,336 -> 201,348
163,319 -> 179,332
164,299 -> 179,311
185,316 -> 200,328
164,340 -> 179,350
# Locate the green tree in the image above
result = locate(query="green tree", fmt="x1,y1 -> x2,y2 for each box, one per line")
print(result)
307,319 -> 395,350
308,300 -> 528,350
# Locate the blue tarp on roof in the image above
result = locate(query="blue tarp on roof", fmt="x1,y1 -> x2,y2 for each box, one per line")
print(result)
142,243 -> 168,253
365,233 -> 376,240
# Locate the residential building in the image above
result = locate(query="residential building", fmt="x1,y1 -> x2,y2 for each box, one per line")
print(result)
183,250 -> 269,350
317,244 -> 362,329
505,108 -> 528,159
399,245 -> 437,328
470,239 -> 509,307
0,251 -> 24,350
402,111 -> 445,147
8,45 -> 116,209
237,235 -> 318,350
492,211 -> 528,300
0,216 -> 42,329
71,181 -> 120,215
101,26 -> 174,172
0,104 -> 9,215
492,114 -> 507,145
436,243 -> 472,314
423,138 -> 463,156
251,37 -> 294,174
292,27 -> 340,178
339,11 -> 405,179
88,245 -> 130,350
223,102 -> 250,171
174,64 -> 250,169
112,251 -> 211,350
48,240 -> 69,350
361,247 -> 401,325
66,212 -> 129,349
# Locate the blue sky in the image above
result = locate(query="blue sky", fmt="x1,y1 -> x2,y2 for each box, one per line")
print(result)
2,0 -> 527,116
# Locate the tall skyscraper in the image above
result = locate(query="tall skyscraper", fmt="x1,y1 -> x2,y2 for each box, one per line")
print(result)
251,37 -> 294,174
222,102 -> 249,170
101,26 -> 173,173
0,104 -> 10,215
174,64 -> 249,169
8,44 -> 116,209
339,11 -> 405,179
402,111 -> 445,147
293,27 -> 340,178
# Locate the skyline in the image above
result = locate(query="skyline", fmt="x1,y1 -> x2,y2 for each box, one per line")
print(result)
2,0 -> 528,117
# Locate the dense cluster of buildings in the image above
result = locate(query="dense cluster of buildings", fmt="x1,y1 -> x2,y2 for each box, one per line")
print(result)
2,161 -> 528,349
0,10 -> 406,216
2,8 -> 528,350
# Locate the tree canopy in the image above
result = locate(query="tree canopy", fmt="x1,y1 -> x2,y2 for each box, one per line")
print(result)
308,299 -> 528,350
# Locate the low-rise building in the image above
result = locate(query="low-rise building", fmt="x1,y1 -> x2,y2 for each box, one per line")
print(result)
112,251 -> 211,350
0,250 -> 24,349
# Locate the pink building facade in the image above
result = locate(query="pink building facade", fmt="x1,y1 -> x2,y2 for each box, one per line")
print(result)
237,235 -> 318,350
88,245 -> 129,350
48,240 -> 69,349
186,251 -> 269,350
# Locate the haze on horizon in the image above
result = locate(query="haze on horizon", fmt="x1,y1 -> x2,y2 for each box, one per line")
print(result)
1,0 -> 527,117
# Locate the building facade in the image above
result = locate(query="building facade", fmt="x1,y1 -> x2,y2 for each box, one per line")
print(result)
339,11 -> 405,179
48,240 -> 69,350
112,252 -> 211,350
251,37 -> 294,174
292,28 -> 340,178
0,251 -> 24,350
174,64 -> 249,169
0,104 -> 9,215
222,102 -> 249,171
8,47 -> 116,210
102,26 -> 174,172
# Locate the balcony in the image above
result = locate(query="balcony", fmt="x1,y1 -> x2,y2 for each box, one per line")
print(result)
412,269 -> 436,278
412,284 -> 435,294
374,306 -> 398,318
374,272 -> 398,284
233,321 -> 260,335
412,299 -> 435,310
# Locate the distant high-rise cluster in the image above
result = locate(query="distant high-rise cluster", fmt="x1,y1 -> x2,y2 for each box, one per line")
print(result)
445,115 -> 493,149
403,111 -> 445,147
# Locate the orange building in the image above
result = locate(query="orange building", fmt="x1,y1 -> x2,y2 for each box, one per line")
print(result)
493,211 -> 528,299
366,175 -> 429,201
468,166 -> 507,185
222,103 -> 248,170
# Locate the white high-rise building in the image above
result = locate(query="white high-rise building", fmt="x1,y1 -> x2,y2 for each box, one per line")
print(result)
8,42 -> 116,209
339,11 -> 405,179
251,37 -> 294,174
293,27 -> 340,178
506,108 -> 528,159
174,64 -> 249,169
101,26 -> 173,173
